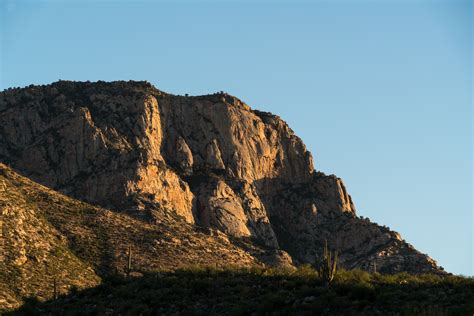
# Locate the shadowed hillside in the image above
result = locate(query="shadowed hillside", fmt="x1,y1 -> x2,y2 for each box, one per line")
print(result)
9,266 -> 474,316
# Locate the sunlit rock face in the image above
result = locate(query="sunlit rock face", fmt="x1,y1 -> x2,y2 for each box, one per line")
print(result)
0,81 -> 442,273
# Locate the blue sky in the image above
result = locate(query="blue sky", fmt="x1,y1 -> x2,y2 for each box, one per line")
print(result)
1,0 -> 472,275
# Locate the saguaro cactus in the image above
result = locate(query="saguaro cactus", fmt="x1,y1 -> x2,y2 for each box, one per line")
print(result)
53,278 -> 59,299
125,244 -> 132,277
317,240 -> 338,287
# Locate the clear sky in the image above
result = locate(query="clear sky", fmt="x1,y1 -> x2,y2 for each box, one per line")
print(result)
1,0 -> 472,275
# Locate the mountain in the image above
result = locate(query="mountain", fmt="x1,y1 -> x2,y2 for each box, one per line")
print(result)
0,81 -> 443,309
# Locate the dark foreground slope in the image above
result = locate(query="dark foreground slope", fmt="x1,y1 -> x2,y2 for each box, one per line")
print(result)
10,267 -> 474,316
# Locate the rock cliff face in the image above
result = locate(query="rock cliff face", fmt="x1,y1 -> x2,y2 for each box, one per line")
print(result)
0,81 -> 442,274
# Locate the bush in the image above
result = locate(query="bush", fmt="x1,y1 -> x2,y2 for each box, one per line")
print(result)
336,269 -> 371,285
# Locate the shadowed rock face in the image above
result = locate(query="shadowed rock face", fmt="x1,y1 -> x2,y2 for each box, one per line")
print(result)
0,80 -> 442,273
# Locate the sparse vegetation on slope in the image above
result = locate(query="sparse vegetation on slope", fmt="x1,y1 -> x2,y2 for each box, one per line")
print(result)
9,266 -> 474,316
0,164 -> 280,313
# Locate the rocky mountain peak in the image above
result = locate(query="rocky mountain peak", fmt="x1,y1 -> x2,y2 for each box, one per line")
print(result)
0,80 -> 442,274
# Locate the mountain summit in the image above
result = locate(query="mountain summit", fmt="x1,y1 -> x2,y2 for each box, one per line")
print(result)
0,81 -> 442,307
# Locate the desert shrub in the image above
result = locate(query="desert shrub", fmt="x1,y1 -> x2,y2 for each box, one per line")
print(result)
347,283 -> 376,301
15,297 -> 40,316
256,292 -> 288,314
336,268 -> 371,285
293,264 -> 317,278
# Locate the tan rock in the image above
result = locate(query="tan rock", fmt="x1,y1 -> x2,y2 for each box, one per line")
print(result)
205,139 -> 225,170
176,136 -> 193,174
0,81 -> 444,274
197,179 -> 251,237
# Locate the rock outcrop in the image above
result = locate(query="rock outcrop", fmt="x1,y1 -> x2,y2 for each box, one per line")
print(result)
0,80 -> 442,274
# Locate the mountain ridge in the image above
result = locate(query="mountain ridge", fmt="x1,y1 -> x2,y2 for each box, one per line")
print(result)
0,80 -> 444,309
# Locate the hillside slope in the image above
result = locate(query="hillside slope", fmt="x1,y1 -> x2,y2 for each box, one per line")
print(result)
0,164 -> 287,312
0,80 -> 442,278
